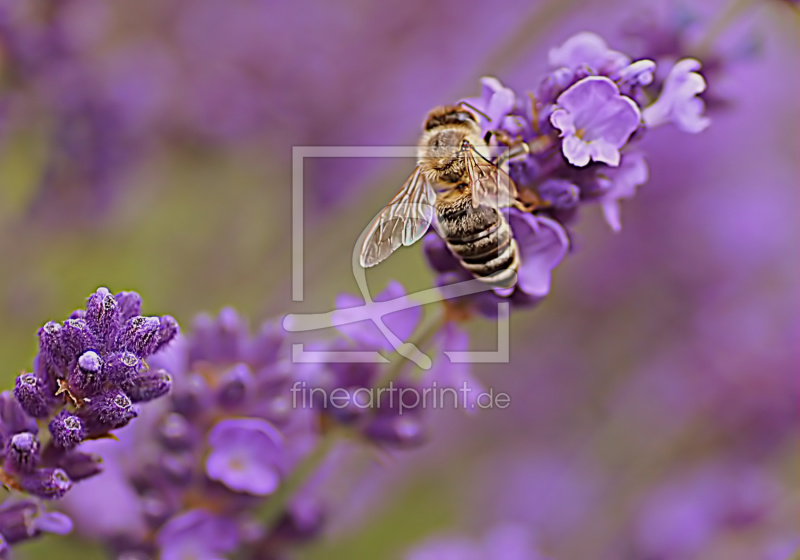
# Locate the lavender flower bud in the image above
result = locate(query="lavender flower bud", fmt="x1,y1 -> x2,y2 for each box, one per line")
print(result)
79,390 -> 137,435
103,351 -> 141,386
124,370 -> 172,403
85,287 -> 121,351
60,319 -> 96,368
115,291 -> 143,321
13,374 -> 50,418
154,315 -> 180,353
171,373 -> 212,418
157,413 -> 197,451
57,451 -> 103,481
0,501 -> 38,543
4,432 -> 40,474
216,364 -> 253,409
117,316 -> 161,357
68,350 -> 104,396
140,490 -> 176,527
19,468 -> 72,500
49,411 -> 85,450
159,452 -> 194,485
37,321 -> 67,373
0,392 -> 37,437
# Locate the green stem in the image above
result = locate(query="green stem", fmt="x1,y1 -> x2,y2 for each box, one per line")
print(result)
253,427 -> 342,530
784,548 -> 800,560
252,309 -> 447,534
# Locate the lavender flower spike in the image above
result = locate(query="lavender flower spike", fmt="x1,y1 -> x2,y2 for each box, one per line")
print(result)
643,58 -> 710,133
550,76 -> 641,167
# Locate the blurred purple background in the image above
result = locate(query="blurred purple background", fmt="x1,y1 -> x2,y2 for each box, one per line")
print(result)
0,0 -> 796,558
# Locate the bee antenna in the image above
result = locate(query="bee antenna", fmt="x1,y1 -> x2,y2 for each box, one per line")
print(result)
457,101 -> 492,123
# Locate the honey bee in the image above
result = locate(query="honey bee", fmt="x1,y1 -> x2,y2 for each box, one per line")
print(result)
359,104 -> 530,289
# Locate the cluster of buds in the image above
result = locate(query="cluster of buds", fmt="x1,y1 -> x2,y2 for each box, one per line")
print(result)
0,288 -> 178,501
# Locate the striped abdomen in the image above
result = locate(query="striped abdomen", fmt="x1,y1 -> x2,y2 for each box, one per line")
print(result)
436,199 -> 519,289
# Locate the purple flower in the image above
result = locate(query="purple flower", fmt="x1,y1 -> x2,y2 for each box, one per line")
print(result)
60,307 -> 321,557
548,32 -> 630,73
460,76 -> 518,130
425,209 -> 569,316
550,76 -> 641,167
0,288 -> 177,504
596,151 -> 649,231
643,58 -> 710,133
156,509 -> 240,560
205,418 -> 284,496
0,499 -> 72,546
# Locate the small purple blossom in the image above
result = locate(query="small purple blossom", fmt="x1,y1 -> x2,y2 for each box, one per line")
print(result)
597,151 -> 649,231
550,76 -> 641,167
461,76 -> 517,129
643,58 -> 710,133
549,31 -> 630,73
156,509 -> 240,560
205,418 -> 284,496
0,500 -> 73,546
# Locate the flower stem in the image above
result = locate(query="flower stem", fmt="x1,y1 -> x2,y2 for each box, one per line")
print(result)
784,548 -> 800,560
254,427 -> 342,530
252,309 -> 447,534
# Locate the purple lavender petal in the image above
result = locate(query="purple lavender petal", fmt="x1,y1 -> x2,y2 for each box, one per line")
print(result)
548,31 -> 630,72
509,212 -> 570,297
156,509 -> 239,559
598,151 -> 649,231
551,77 -> 641,167
32,511 -> 73,536
643,58 -> 710,133
205,418 -> 284,496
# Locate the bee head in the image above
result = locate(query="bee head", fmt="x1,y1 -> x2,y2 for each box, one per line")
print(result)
423,105 -> 478,131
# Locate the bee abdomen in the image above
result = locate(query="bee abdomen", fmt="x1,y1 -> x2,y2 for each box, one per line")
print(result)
442,212 -> 520,290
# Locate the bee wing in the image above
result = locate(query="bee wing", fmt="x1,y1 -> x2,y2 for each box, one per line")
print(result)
464,143 -> 518,209
359,166 -> 436,268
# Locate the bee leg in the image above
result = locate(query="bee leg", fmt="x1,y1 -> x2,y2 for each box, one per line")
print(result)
513,189 -> 549,213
